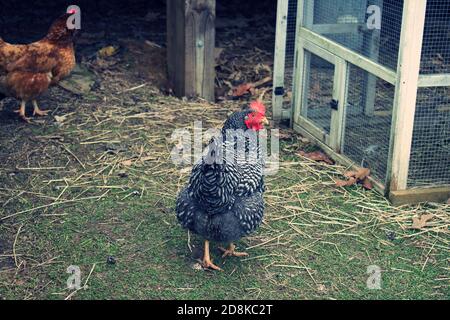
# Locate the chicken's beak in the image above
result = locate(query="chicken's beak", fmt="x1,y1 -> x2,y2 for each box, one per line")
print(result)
261,116 -> 269,126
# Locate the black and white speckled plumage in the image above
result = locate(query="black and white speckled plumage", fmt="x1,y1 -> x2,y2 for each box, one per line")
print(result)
176,109 -> 265,243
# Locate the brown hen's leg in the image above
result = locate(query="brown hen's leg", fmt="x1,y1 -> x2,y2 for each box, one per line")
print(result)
219,243 -> 249,258
13,101 -> 30,123
202,240 -> 222,271
32,100 -> 49,116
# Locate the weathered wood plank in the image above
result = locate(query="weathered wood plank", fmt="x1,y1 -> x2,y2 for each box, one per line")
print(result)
167,0 -> 216,101
418,73 -> 450,87
272,0 -> 289,122
298,28 -> 397,85
330,57 -> 348,152
387,0 -> 427,192
390,187 -> 450,205
311,23 -> 363,35
292,0 -> 314,126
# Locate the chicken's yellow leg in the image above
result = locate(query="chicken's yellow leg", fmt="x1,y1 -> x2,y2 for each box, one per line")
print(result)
219,243 -> 249,258
202,240 -> 222,271
32,100 -> 49,116
13,100 -> 30,123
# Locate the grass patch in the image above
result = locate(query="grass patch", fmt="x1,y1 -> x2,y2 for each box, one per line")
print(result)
0,84 -> 448,300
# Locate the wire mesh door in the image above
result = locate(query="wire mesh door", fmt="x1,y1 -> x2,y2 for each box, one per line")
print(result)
341,65 -> 395,183
303,53 -> 334,134
293,0 -> 402,187
295,40 -> 346,149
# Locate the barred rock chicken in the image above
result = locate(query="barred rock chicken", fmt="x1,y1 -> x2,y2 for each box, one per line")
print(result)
176,101 -> 269,271
0,12 -> 77,122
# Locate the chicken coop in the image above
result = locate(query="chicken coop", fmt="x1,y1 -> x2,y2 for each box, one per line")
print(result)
273,0 -> 450,204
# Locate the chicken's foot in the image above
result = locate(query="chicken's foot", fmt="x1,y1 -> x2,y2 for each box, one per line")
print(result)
219,244 -> 249,258
13,101 -> 30,123
202,240 -> 222,271
32,100 -> 49,116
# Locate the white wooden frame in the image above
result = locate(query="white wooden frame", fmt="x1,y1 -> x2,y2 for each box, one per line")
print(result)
418,74 -> 450,87
298,28 -> 397,85
311,23 -> 363,35
290,17 -> 398,150
279,0 -> 450,201
272,0 -> 290,121
292,0 -> 428,185
387,0 -> 428,192
291,0 -> 310,127
295,40 -> 347,150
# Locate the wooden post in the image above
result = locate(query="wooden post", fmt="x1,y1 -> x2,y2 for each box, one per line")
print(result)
329,56 -> 348,152
167,0 -> 216,101
387,0 -> 427,192
272,0 -> 289,122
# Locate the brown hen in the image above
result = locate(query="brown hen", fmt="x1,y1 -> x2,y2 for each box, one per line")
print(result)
0,13 -> 77,122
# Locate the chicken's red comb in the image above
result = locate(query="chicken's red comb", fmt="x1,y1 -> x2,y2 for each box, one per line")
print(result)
249,100 -> 266,115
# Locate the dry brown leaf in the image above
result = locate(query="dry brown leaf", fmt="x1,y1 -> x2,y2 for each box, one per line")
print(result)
232,77 -> 272,97
344,171 -> 357,178
337,168 -> 372,190
335,177 -> 357,187
411,214 -> 434,230
232,83 -> 254,97
362,178 -> 373,190
15,279 -> 25,286
354,168 -> 371,180
299,151 -> 334,165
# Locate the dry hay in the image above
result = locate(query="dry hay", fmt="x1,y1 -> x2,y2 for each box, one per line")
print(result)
1,86 -> 448,289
